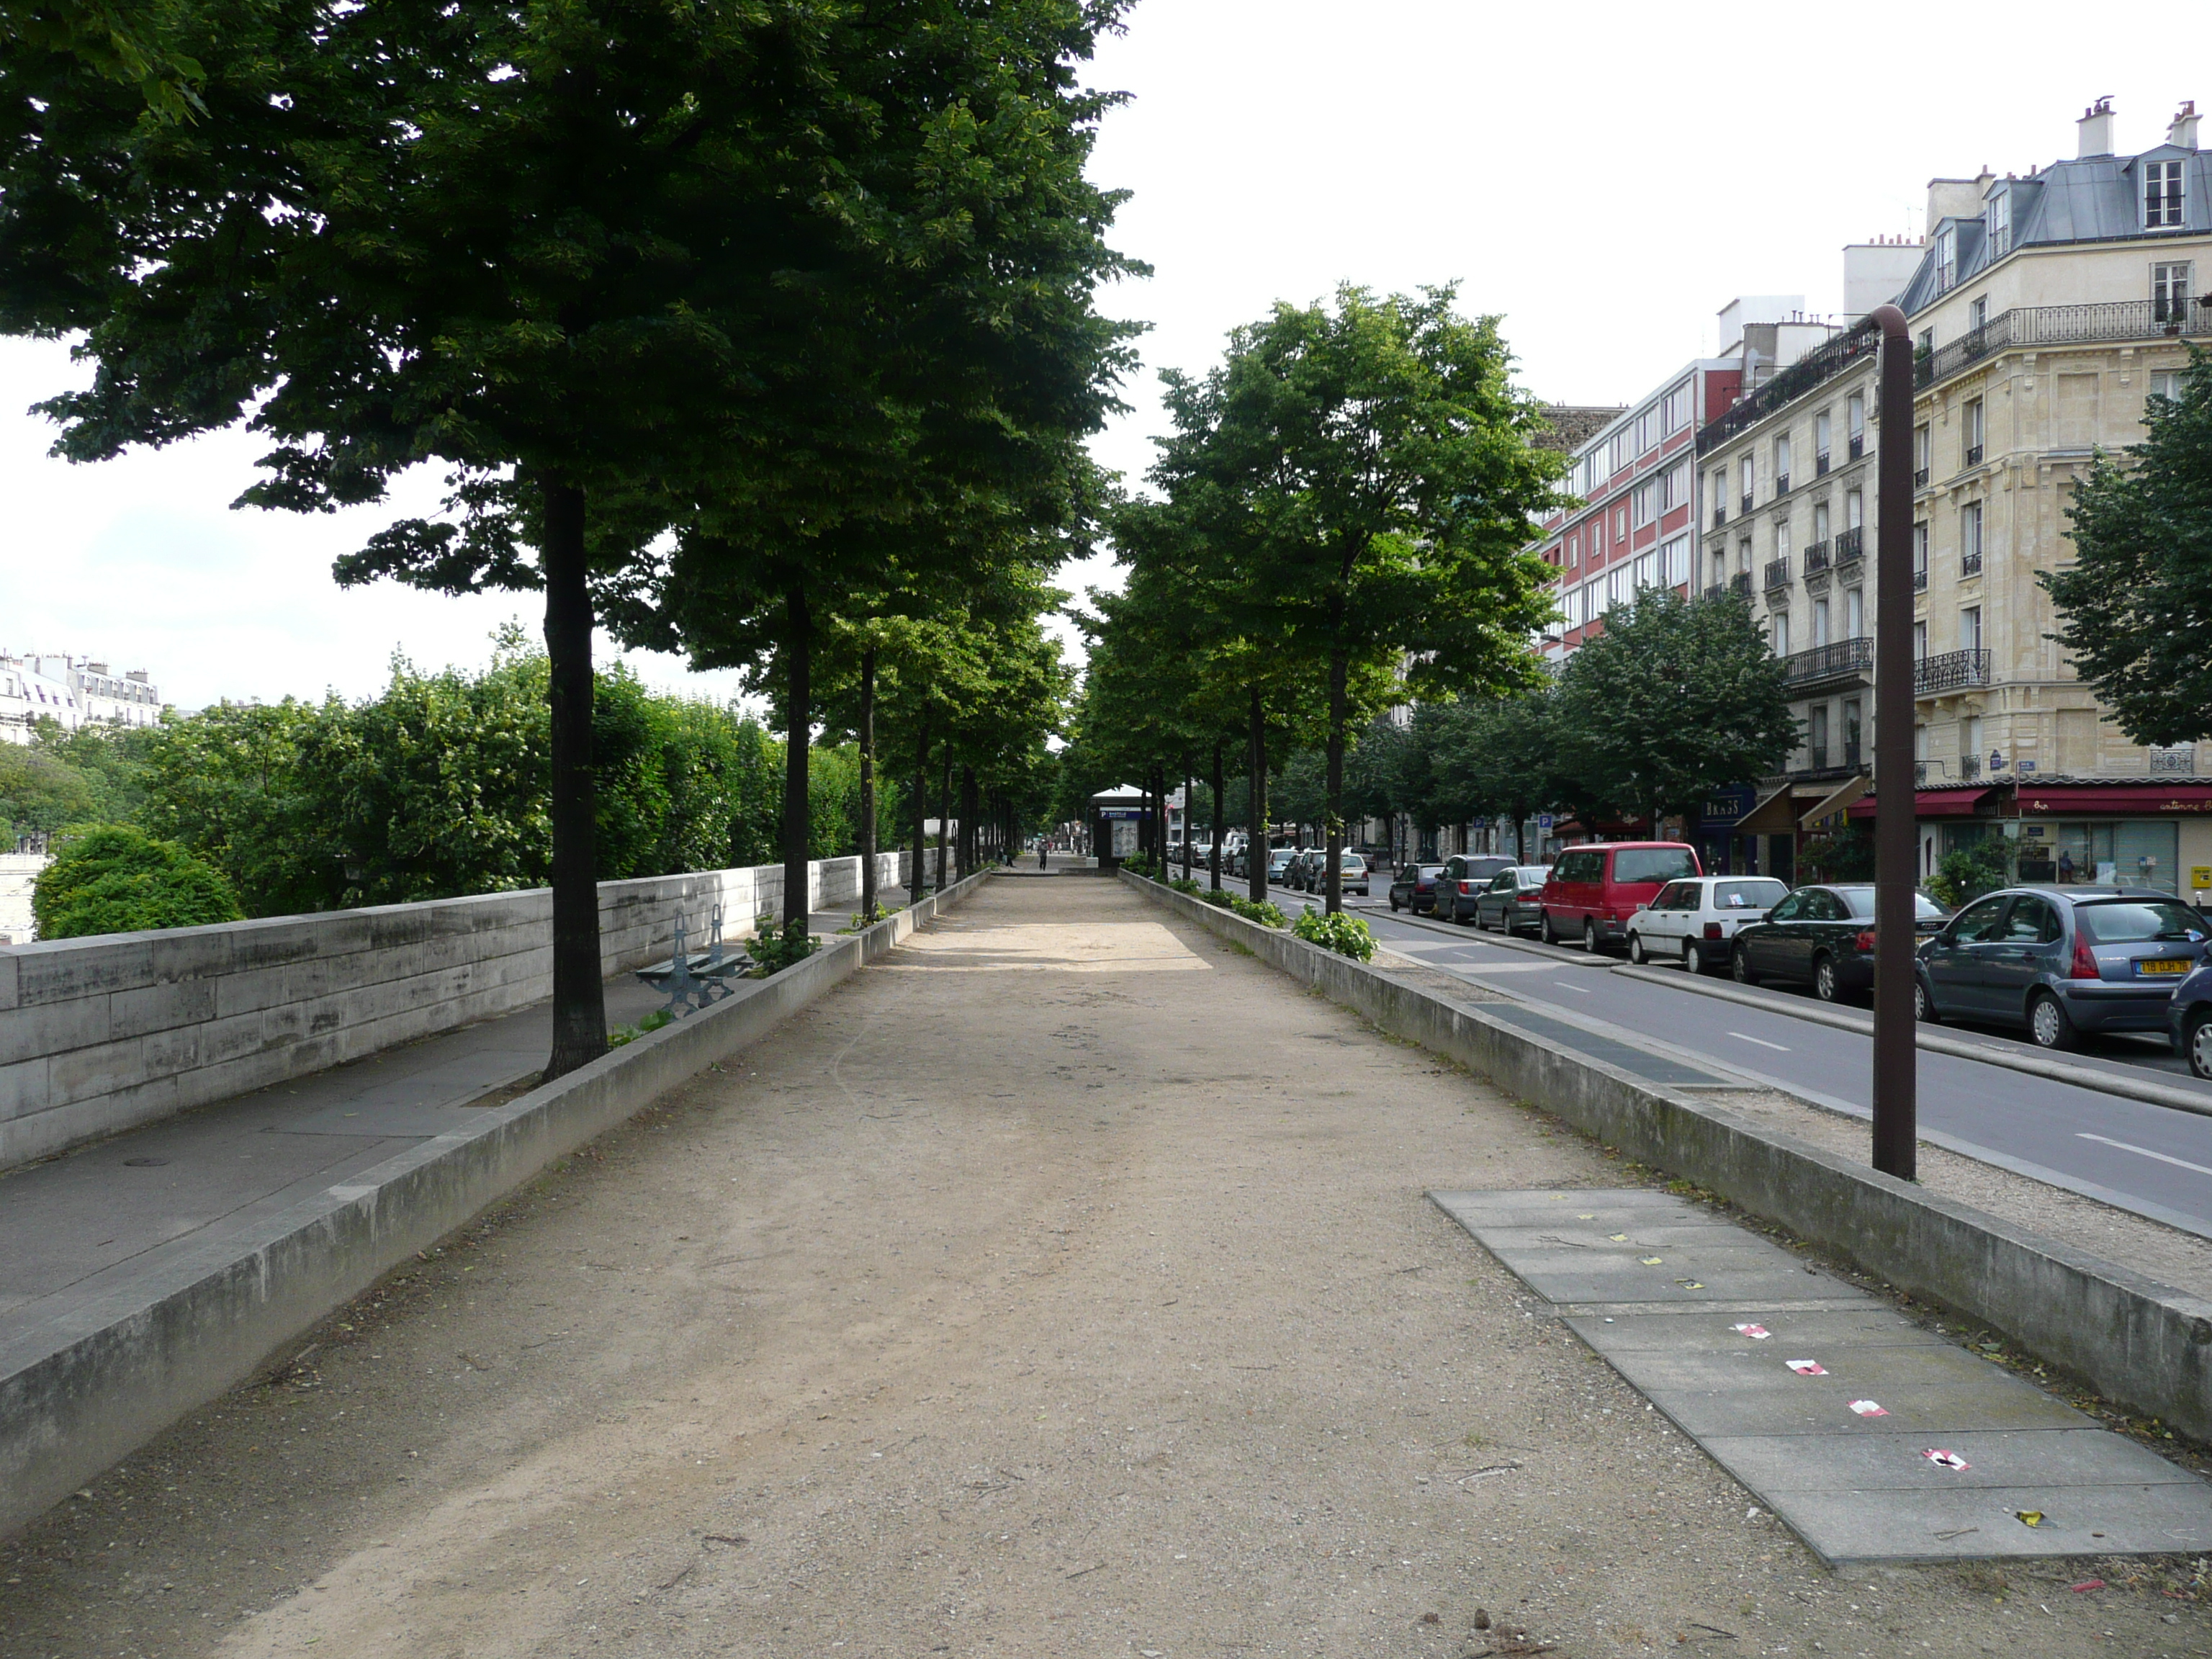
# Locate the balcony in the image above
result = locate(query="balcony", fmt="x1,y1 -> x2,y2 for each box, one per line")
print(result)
1775,472 -> 1791,495
1740,492 -> 1754,516
1959,752 -> 1983,781
1730,572 -> 1752,597
1703,583 -> 1727,601
1763,556 -> 1791,590
1694,320 -> 1879,454
1848,434 -> 1864,460
1781,637 -> 1875,690
1915,466 -> 1930,487
1712,504 -> 1727,529
1961,549 -> 1983,577
1912,566 -> 1928,592
1803,540 -> 1830,577
1843,739 -> 1863,769
1914,648 -> 1991,695
1834,526 -> 1864,566
1965,443 -> 1984,467
1815,452 -> 1831,477
1916,297 -> 2212,392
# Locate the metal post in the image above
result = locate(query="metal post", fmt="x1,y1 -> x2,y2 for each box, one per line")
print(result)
1869,304 -> 1917,1182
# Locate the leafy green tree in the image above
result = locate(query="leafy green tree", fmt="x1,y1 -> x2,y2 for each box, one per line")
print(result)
1554,588 -> 1797,830
140,698 -> 332,915
1138,285 -> 1565,911
0,739 -> 97,846
2040,351 -> 2212,746
32,824 -> 240,938
0,0 -> 204,123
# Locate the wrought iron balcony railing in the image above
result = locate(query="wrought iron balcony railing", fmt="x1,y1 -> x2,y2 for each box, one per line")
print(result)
1816,453 -> 1831,477
1965,443 -> 1984,466
1848,434 -> 1864,460
1703,583 -> 1727,601
1730,571 -> 1752,596
1803,540 -> 1831,577
1740,492 -> 1754,516
1694,320 -> 1879,454
1780,637 -> 1874,688
1912,566 -> 1928,592
1959,752 -> 1982,780
1917,297 -> 2212,392
1914,648 -> 1991,695
1961,549 -> 1983,577
1712,505 -> 1726,529
1764,557 -> 1791,590
1834,526 -> 1864,565
1915,466 -> 1930,487
1775,472 -> 1790,495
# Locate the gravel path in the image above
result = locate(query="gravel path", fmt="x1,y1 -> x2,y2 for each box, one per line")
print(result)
2,873 -> 2206,1658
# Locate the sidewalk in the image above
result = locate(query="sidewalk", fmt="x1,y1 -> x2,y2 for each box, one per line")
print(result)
4,873 -> 2203,1657
0,891 -> 911,1334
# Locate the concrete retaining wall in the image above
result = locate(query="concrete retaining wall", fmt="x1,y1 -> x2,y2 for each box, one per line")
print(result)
0,866 -> 992,1540
1122,873 -> 2212,1446
0,852 -> 914,1173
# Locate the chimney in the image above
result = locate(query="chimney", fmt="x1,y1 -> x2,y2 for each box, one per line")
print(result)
1925,177 -> 1983,228
2170,100 -> 2200,151
2077,95 -> 2116,158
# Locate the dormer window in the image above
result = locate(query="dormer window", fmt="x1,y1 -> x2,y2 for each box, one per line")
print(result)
1935,225 -> 1958,292
2146,159 -> 2185,228
1989,190 -> 2012,258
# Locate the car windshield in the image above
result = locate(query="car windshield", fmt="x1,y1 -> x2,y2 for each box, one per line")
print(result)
1339,855 -> 1364,871
1712,879 -> 1786,909
1612,848 -> 1697,884
1833,887 -> 1948,920
2074,899 -> 2206,944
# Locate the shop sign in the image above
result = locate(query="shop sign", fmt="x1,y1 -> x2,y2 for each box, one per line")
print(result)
1699,786 -> 1755,828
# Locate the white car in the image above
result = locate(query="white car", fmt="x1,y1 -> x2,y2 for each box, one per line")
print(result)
1625,876 -> 1791,975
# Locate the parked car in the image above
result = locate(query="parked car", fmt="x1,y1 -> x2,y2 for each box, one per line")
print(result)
1390,863 -> 1448,914
1539,842 -> 1702,951
1471,866 -> 1552,935
1312,851 -> 1370,897
1433,854 -> 1519,925
1723,884 -> 1947,997
1267,848 -> 1299,886
2165,955 -> 2212,1078
1915,886 -> 2208,1048
1626,876 -> 1791,974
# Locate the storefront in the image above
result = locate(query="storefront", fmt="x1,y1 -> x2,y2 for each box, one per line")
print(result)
1845,781 -> 2212,899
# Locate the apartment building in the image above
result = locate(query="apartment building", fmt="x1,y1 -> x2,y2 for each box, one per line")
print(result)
0,653 -> 163,743
1875,98 -> 2212,894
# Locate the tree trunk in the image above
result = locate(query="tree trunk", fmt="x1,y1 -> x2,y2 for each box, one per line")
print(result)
912,711 -> 931,901
1210,740 -> 1224,891
938,747 -> 952,890
858,644 -> 877,922
1516,812 -> 1527,863
1182,766 -> 1194,880
781,580 -> 812,937
1247,685 -> 1267,905
960,765 -> 978,878
1323,648 -> 1347,916
540,477 -> 606,1081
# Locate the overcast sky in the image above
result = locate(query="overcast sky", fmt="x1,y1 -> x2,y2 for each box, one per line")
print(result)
1,0 -> 2183,709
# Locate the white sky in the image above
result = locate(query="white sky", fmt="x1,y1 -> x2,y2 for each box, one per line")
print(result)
0,0 -> 2185,708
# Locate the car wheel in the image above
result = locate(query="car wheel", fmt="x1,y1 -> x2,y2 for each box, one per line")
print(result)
2029,992 -> 2079,1051
1627,932 -> 1647,965
2188,1010 -> 2212,1082
1683,940 -> 1706,976
1541,912 -> 1560,946
1813,956 -> 1841,1003
1390,896 -> 1401,912
1583,920 -> 1601,953
1914,976 -> 1939,1023
1732,945 -> 1757,984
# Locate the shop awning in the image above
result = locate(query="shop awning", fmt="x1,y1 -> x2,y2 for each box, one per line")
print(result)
2015,783 -> 2212,814
1797,775 -> 1868,830
1847,786 -> 1997,820
1737,783 -> 1802,835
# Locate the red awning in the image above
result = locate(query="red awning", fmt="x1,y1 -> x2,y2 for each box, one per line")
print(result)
2015,784 -> 2212,814
1847,788 -> 1995,820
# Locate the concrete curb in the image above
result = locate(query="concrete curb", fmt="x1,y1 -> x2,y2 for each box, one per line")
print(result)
0,869 -> 994,1541
1609,961 -> 2212,1120
1120,871 -> 2212,1447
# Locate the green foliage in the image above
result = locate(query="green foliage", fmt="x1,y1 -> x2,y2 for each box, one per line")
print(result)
0,739 -> 96,848
32,824 -> 241,938
1799,826 -> 1877,884
1292,905 -> 1377,961
2040,349 -> 2212,746
842,903 -> 893,933
748,915 -> 818,978
1120,854 -> 1160,880
1197,887 -> 1237,909
1930,840 -> 2012,909
1228,895 -> 1287,928
1167,876 -> 1202,896
606,1008 -> 676,1049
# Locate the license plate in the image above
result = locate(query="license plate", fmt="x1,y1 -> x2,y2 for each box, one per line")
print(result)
2139,959 -> 2191,976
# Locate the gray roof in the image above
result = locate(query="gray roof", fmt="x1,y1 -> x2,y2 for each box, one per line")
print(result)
1897,146 -> 2211,315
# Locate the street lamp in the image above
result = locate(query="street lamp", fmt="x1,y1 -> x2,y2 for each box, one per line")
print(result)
1869,304 -> 1918,1182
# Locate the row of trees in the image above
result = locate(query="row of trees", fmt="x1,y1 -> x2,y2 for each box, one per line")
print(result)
2,0 -> 1121,1072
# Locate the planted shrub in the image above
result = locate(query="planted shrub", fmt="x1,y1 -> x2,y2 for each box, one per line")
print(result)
32,824 -> 243,939
749,913 -> 818,976
1228,895 -> 1287,928
1197,888 -> 1236,909
1293,907 -> 1377,961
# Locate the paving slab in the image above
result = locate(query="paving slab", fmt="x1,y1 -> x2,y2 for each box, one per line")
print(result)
1434,1186 -> 2212,1566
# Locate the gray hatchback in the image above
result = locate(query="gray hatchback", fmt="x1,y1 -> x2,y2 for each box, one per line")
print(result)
1915,886 -> 2211,1049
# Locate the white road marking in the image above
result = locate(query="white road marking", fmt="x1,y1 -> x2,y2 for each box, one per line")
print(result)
1552,981 -> 1593,994
1729,1031 -> 1791,1052
2077,1133 -> 2212,1179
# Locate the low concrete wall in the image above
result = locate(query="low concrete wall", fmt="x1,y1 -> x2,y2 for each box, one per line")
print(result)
0,851 -> 914,1172
1121,872 -> 2212,1446
0,866 -> 993,1540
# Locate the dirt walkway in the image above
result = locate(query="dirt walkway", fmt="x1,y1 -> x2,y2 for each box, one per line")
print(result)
3,874 -> 2206,1658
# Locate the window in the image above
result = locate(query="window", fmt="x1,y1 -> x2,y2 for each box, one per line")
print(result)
1740,454 -> 1754,511
1969,295 -> 1988,332
1913,620 -> 1928,659
1608,566 -> 1627,607
1662,534 -> 1689,587
1634,406 -> 1659,453
1961,500 -> 1984,574
1737,537 -> 1752,575
1917,328 -> 1933,357
1815,410 -> 1832,468
1963,397 -> 1984,466
1711,468 -> 1729,523
1809,705 -> 1830,767
1813,595 -> 1831,647
1914,424 -> 1930,482
1612,848 -> 1696,883
1634,551 -> 1657,590
1990,188 -> 2012,257
1845,586 -> 1864,639
1960,605 -> 1982,653
1632,480 -> 1656,527
1846,487 -> 1863,530
1580,451 -> 1601,495
1774,432 -> 1792,492
1847,392 -> 1866,451
1614,505 -> 1627,542
1775,518 -> 1791,561
2154,261 -> 2193,323
1813,500 -> 1830,543
1610,428 -> 1634,473
1772,612 -> 1791,655
2150,369 -> 2187,405
1660,462 -> 1690,513
2146,158 -> 2186,228
1912,522 -> 1928,588
1662,381 -> 1693,433
1843,698 -> 1863,763
1935,225 -> 1957,291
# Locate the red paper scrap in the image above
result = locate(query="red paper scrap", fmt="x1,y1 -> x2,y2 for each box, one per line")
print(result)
2071,1580 -> 2106,1593
1922,1449 -> 1971,1471
1848,1399 -> 1889,1417
1784,1359 -> 1828,1376
1732,1323 -> 1770,1340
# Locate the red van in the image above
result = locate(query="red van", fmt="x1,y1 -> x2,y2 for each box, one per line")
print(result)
1539,842 -> 1702,952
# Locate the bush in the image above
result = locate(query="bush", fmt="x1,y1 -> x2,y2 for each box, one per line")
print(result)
748,914 -> 818,976
607,1008 -> 676,1048
1168,876 -> 1202,895
1929,839 -> 2010,909
1228,895 -> 1287,928
32,825 -> 244,939
1293,905 -> 1377,961
1120,854 -> 1160,880
1197,887 -> 1236,908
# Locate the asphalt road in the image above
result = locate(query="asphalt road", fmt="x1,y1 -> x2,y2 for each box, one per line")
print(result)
1235,871 -> 2212,1241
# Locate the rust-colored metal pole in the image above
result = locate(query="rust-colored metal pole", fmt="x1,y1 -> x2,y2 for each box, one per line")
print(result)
1869,304 -> 1918,1182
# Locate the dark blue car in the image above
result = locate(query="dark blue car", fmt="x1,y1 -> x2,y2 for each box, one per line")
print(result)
1915,886 -> 2209,1050
2165,953 -> 2212,1079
